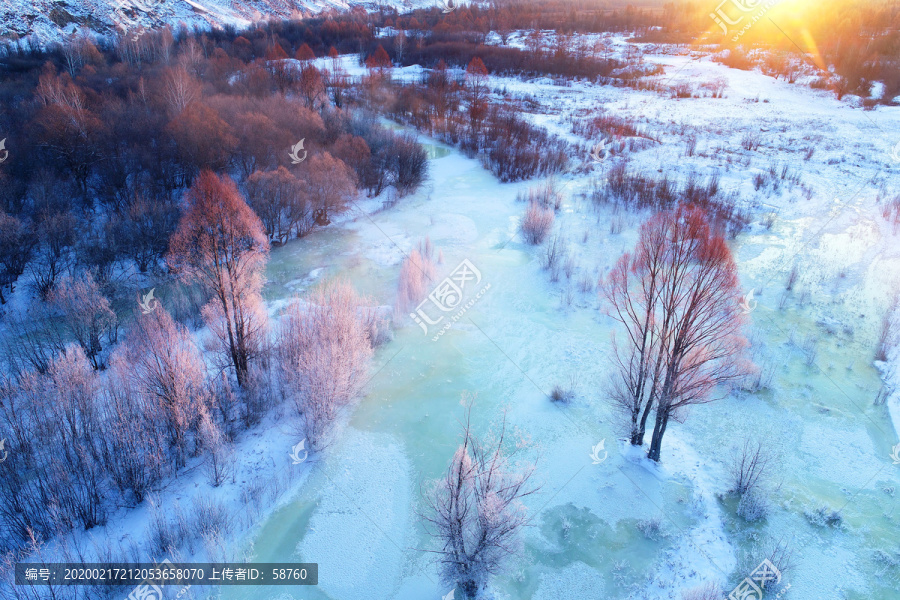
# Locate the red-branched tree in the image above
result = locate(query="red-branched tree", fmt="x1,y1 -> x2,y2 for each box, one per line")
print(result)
465,57 -> 489,135
602,204 -> 752,461
168,171 -> 270,388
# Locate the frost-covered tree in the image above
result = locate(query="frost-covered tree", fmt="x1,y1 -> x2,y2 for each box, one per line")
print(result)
279,280 -> 374,449
396,237 -> 436,314
681,582 -> 723,600
102,357 -> 167,503
423,405 -> 538,599
199,406 -> 232,487
43,345 -> 107,530
115,307 -> 208,469
50,273 -> 117,369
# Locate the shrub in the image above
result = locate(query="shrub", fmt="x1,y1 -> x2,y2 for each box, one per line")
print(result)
517,180 -> 563,211
736,490 -> 770,522
191,497 -> 232,539
804,505 -> 842,527
549,378 -> 575,403
542,235 -> 568,282
728,438 -> 774,496
521,201 -> 554,245
636,517 -> 666,541
681,582 -> 723,600
393,133 -> 429,195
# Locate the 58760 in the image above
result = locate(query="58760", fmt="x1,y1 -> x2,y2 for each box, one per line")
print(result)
271,568 -> 309,581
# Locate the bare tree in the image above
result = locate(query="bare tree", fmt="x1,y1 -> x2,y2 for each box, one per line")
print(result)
303,152 -> 357,224
28,211 -> 76,300
246,167 -> 311,243
728,437 -> 775,497
60,33 -> 102,76
163,66 -> 200,115
602,205 -> 751,461
1,307 -> 66,375
168,170 -> 270,387
279,280 -> 374,449
297,64 -> 325,109
394,31 -> 407,64
112,192 -> 180,274
44,345 -> 108,530
465,57 -> 489,136
422,403 -> 538,599
101,357 -> 167,503
681,582 -> 722,600
0,212 -> 36,303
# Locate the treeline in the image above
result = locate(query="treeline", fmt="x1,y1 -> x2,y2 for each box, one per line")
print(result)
397,40 -> 623,79
0,26 -> 429,312
375,0 -> 667,39
361,58 -> 569,182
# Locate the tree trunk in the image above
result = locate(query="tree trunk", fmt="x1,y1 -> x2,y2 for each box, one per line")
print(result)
632,397 -> 655,446
647,406 -> 669,462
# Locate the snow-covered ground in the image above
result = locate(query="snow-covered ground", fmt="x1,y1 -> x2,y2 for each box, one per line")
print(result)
245,46 -> 900,599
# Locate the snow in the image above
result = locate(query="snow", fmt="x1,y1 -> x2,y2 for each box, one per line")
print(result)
297,428 -> 415,600
531,561 -> 606,599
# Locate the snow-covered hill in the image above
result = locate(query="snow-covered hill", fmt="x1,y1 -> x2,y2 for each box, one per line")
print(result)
0,0 -> 441,45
